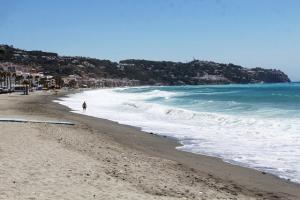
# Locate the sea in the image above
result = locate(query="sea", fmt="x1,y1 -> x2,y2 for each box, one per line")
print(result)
56,83 -> 300,183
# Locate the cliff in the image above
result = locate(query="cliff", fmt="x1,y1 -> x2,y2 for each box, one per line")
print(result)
0,45 -> 290,85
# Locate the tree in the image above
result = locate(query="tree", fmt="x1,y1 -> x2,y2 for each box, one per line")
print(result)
22,79 -> 29,95
10,73 -> 16,91
54,76 -> 64,88
6,72 -> 11,90
0,71 -> 4,88
39,77 -> 47,88
0,48 -> 6,59
68,79 -> 77,88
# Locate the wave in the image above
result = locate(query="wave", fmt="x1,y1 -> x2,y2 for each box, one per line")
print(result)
56,86 -> 300,184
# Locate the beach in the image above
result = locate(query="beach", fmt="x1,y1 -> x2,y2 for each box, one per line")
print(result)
0,91 -> 300,200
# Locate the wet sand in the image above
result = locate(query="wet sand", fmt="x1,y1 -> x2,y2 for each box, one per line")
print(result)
0,91 -> 299,199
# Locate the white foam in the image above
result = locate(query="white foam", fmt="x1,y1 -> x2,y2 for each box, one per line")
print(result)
56,88 -> 300,183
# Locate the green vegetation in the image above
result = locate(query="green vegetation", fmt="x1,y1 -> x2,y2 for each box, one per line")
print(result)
0,45 -> 291,85
0,48 -> 6,59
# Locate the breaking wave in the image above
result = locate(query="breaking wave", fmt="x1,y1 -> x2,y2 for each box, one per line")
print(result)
56,84 -> 300,183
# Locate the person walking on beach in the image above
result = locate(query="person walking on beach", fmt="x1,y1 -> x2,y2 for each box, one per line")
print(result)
82,101 -> 87,111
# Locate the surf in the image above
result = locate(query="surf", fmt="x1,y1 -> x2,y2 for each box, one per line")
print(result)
56,83 -> 300,183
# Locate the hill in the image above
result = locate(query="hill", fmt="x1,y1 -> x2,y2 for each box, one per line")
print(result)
0,45 -> 290,85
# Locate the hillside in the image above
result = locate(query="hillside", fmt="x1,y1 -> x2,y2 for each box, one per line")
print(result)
0,45 -> 290,85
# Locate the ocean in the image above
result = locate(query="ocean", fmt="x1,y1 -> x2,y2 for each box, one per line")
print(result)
56,83 -> 300,183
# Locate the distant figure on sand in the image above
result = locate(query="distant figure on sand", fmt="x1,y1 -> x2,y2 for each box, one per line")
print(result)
82,101 -> 87,111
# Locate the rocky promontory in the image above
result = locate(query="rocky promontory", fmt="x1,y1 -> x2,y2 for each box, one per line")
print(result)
0,45 -> 290,86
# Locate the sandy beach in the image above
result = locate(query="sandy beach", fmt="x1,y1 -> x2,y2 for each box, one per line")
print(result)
0,91 -> 300,200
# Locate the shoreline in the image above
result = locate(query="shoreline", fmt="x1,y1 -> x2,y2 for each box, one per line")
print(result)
32,91 -> 300,196
56,87 -> 300,185
1,90 -> 300,199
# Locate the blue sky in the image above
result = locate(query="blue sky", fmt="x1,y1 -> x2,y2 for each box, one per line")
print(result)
1,0 -> 300,80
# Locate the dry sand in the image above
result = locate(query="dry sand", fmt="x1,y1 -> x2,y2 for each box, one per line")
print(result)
0,91 -> 299,200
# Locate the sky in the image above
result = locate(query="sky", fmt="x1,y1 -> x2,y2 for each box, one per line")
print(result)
0,0 -> 300,81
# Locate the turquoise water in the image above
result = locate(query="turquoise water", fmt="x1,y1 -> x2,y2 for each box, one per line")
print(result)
58,83 -> 300,183
122,83 -> 300,118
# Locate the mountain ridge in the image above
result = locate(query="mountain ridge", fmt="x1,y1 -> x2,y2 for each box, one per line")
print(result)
0,44 -> 291,85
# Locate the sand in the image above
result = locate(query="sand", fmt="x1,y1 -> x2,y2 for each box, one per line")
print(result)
0,91 -> 299,200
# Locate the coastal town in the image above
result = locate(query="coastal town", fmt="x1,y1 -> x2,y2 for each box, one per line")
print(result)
2,1 -> 300,199
0,61 -> 140,94
0,44 -> 290,95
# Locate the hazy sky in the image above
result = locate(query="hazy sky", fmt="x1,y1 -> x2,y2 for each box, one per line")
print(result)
1,0 -> 299,80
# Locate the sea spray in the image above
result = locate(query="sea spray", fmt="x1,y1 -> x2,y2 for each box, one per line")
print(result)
56,83 -> 300,183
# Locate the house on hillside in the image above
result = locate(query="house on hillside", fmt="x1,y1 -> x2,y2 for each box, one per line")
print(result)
44,75 -> 56,89
62,75 -> 81,88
